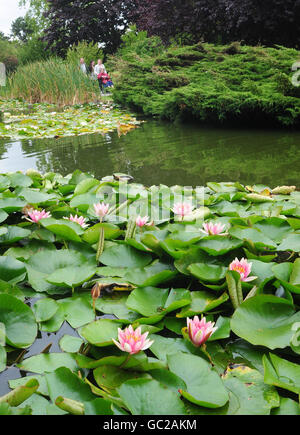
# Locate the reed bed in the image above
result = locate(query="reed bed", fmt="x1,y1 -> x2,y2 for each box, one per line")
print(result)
0,57 -> 99,106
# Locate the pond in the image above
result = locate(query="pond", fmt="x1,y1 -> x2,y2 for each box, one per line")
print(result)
0,119 -> 299,188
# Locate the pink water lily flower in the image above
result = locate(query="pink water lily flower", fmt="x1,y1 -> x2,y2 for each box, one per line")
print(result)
93,202 -> 109,220
187,316 -> 217,347
112,325 -> 154,355
201,221 -> 227,236
26,209 -> 51,224
172,202 -> 194,218
229,257 -> 257,282
64,214 -> 89,229
136,215 -> 152,228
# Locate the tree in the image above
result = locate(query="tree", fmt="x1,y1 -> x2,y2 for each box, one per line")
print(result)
43,0 -> 138,56
219,0 -> 300,47
19,0 -> 50,31
132,0 -> 300,48
0,32 -> 9,41
11,16 -> 36,43
130,0 -> 224,45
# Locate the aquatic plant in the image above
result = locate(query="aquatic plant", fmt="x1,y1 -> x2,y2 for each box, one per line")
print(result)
112,325 -> 154,355
0,99 -> 141,139
0,170 -> 299,415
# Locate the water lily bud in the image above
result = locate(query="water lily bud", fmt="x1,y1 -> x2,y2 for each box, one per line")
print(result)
91,283 -> 101,300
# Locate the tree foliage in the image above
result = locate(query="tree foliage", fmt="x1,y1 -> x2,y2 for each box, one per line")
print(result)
11,16 -> 36,43
132,0 -> 300,48
43,0 -> 138,56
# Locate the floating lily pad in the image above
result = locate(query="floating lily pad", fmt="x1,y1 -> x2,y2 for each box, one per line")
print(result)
231,295 -> 300,349
0,294 -> 37,348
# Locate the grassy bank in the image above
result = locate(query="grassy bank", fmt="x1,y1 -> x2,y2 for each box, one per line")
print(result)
0,58 -> 100,106
108,40 -> 300,127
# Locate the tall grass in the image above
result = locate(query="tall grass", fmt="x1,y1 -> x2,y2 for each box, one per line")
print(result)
0,57 -> 100,105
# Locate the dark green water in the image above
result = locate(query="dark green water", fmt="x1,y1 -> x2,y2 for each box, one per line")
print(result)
0,119 -> 299,187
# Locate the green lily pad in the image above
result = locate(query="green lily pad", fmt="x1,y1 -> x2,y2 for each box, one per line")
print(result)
177,291 -> 229,318
0,256 -> 27,284
0,294 -> 37,348
117,378 -> 187,415
187,263 -> 227,283
99,244 -> 152,268
32,298 -> 59,322
231,294 -> 300,349
167,352 -> 229,408
263,353 -> 300,394
80,319 -> 120,347
196,236 -> 243,256
222,364 -> 279,415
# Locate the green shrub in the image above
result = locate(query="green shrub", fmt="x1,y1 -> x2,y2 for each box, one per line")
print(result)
18,36 -> 50,65
109,39 -> 300,127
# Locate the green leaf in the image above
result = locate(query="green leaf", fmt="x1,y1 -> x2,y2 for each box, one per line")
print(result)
126,287 -> 191,318
197,236 -> 243,256
82,223 -> 122,244
271,397 -> 300,415
17,353 -> 78,374
45,367 -> 95,405
0,226 -> 31,245
188,263 -> 227,283
277,233 -> 300,252
0,256 -> 27,284
222,364 -> 279,415
167,352 -> 229,408
100,244 -> 152,268
177,291 -> 229,318
40,218 -> 83,243
80,319 -> 120,347
26,249 -> 96,293
117,378 -> 187,415
94,365 -> 149,391
0,294 -> 37,348
32,298 -> 59,322
231,295 -> 300,349
59,335 -> 83,353
263,353 -> 300,394
123,261 -> 178,287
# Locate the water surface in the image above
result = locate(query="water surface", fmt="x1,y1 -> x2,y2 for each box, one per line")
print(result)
0,120 -> 299,187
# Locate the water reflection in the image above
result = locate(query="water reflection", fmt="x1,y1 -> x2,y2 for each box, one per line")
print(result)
0,120 -> 299,187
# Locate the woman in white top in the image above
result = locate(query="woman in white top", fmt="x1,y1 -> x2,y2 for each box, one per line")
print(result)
94,59 -> 107,76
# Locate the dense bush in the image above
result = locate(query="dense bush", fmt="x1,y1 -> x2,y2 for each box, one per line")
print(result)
108,38 -> 300,127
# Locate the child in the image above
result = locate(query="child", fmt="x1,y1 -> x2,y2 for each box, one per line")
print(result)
97,68 -> 114,93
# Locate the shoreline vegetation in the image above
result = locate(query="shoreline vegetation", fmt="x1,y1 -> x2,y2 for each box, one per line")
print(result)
0,58 -> 100,106
108,39 -> 300,128
0,169 -> 299,415
0,38 -> 299,129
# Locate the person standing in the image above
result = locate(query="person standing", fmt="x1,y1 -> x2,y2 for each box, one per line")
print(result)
79,58 -> 87,74
94,59 -> 107,76
89,60 -> 97,80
